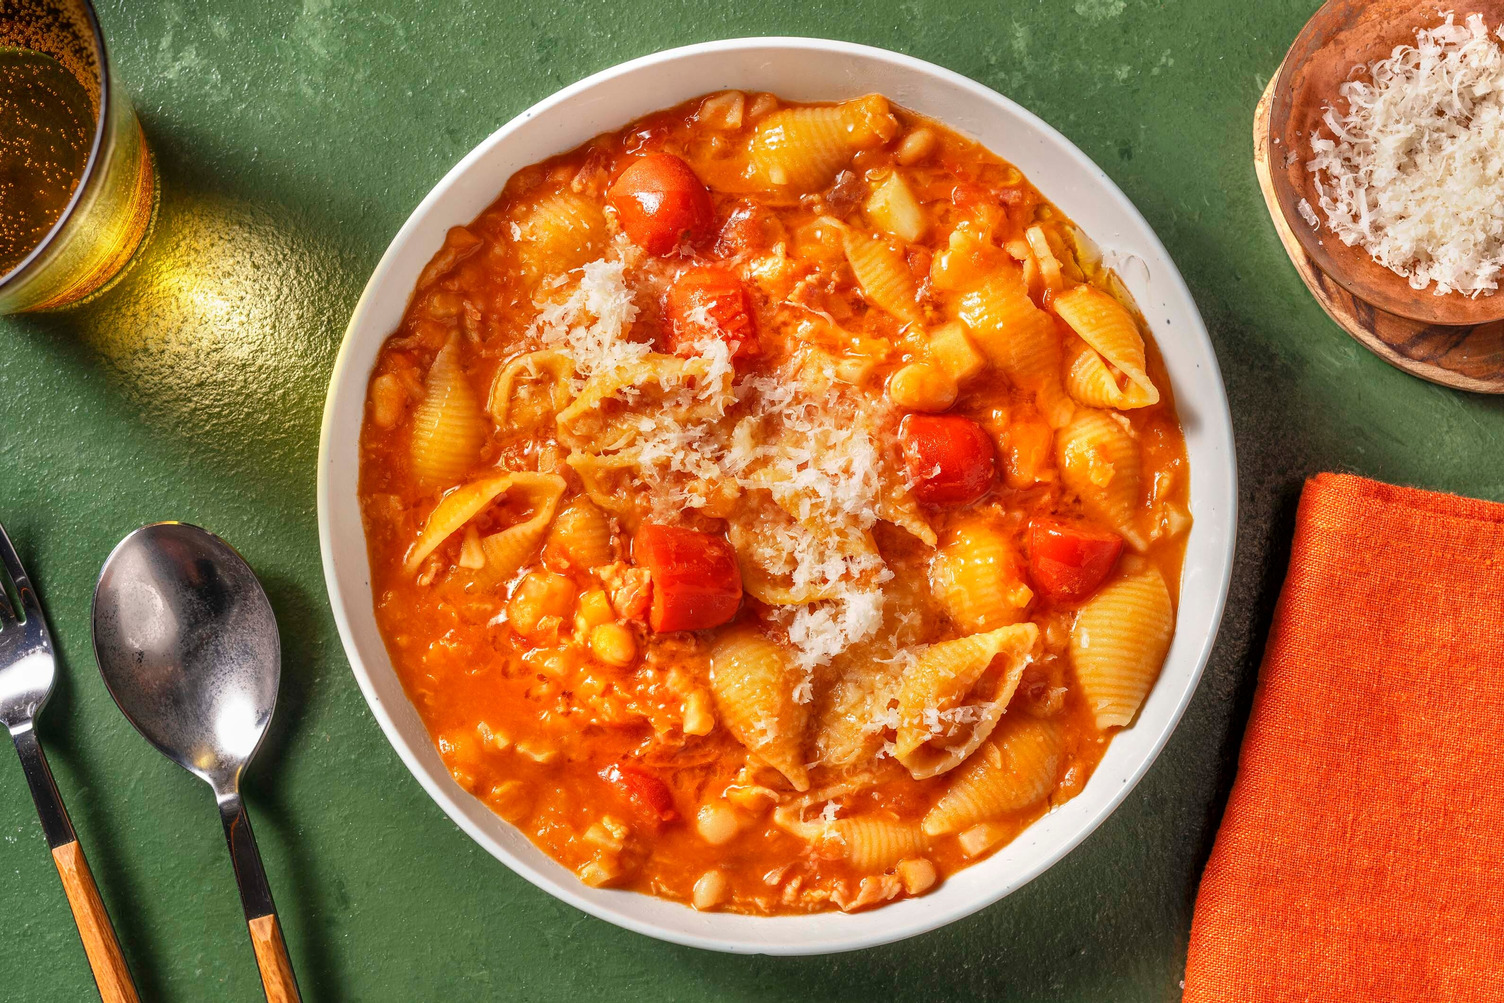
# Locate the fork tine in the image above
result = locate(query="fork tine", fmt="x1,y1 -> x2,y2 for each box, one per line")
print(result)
0,521 -> 38,627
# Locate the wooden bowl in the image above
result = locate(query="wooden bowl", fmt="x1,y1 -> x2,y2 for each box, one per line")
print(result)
1267,0 -> 1504,326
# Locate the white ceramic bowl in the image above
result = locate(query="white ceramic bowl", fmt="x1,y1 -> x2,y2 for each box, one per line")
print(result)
318,38 -> 1237,955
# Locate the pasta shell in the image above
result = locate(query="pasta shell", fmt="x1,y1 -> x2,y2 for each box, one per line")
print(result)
403,471 -> 566,575
843,228 -> 924,326
1024,225 -> 1065,295
750,95 -> 898,191
512,190 -> 607,278
710,628 -> 810,790
556,353 -> 718,440
895,623 -> 1039,780
837,818 -> 928,871
1054,284 -> 1159,409
1070,564 -> 1174,728
929,517 -> 1033,633
957,265 -> 1073,428
544,496 -> 614,570
410,335 -> 486,490
1055,409 -> 1146,550
478,475 -> 567,582
563,452 -> 639,522
922,717 -> 1061,836
876,485 -> 937,548
487,350 -> 576,428
774,811 -> 927,871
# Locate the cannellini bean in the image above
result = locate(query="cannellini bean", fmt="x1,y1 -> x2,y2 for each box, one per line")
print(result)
369,373 -> 409,429
887,363 -> 958,412
894,128 -> 937,165
692,869 -> 728,911
696,802 -> 740,846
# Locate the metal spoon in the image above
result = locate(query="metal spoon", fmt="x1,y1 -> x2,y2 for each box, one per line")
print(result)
92,523 -> 301,1003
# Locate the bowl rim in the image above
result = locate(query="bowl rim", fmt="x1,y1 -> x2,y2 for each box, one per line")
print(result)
318,35 -> 1238,955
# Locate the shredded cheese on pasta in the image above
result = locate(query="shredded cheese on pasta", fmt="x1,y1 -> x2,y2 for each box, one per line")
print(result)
538,250 -> 910,679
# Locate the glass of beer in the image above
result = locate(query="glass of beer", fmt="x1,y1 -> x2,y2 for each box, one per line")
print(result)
0,0 -> 156,314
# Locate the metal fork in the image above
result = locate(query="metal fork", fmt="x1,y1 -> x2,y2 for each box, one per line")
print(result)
0,523 -> 140,1003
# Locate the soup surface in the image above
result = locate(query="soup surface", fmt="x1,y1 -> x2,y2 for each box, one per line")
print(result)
358,91 -> 1190,915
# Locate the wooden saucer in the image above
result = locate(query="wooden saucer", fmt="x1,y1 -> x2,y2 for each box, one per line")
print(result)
1253,74 -> 1504,393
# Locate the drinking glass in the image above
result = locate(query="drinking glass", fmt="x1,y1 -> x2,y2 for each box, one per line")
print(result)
0,0 -> 156,313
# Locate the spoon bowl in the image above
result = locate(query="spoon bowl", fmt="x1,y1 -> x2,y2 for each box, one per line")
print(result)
92,522 -> 279,792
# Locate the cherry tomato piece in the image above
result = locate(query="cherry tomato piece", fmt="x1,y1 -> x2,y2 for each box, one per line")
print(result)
898,414 -> 996,506
607,153 -> 714,255
1027,518 -> 1123,602
663,266 -> 759,360
599,762 -> 676,827
634,524 -> 743,632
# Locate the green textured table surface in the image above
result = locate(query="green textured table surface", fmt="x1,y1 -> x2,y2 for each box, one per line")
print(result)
3,1 -> 1501,999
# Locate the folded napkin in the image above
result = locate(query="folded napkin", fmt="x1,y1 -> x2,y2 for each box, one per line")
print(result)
1183,473 -> 1504,1002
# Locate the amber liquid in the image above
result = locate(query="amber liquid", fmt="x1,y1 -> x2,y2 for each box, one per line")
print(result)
0,47 -> 95,276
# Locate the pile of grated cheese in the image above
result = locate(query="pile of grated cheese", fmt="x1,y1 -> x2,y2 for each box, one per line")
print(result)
528,250 -> 899,678
1305,13 -> 1504,297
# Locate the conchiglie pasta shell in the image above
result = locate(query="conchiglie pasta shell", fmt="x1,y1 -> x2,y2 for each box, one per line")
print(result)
958,267 -> 1073,428
875,485 -> 937,547
922,717 -> 1061,836
1054,284 -> 1159,409
772,803 -> 927,871
929,517 -> 1033,633
545,496 -> 613,570
749,96 -> 897,191
1070,564 -> 1174,728
895,622 -> 1039,780
410,335 -> 486,490
403,471 -> 566,575
1056,409 -> 1146,550
478,475 -> 567,582
1065,341 -> 1153,410
556,353 -> 714,441
751,105 -> 860,188
833,819 -> 929,871
836,818 -> 928,871
487,350 -> 576,428
710,628 -> 810,790
843,229 -> 924,326
513,190 -> 607,278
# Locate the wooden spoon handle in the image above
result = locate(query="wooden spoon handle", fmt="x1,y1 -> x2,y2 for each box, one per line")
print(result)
51,841 -> 141,1003
248,913 -> 300,1003
218,790 -> 301,1003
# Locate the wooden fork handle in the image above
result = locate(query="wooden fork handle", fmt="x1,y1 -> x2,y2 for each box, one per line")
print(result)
11,725 -> 140,1003
52,841 -> 141,1003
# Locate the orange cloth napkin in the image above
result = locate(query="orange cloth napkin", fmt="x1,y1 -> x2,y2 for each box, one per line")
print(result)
1183,473 -> 1504,1002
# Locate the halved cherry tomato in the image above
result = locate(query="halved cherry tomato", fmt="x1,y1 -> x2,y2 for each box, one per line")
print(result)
599,762 -> 676,828
607,153 -> 714,255
633,524 -> 742,632
1027,517 -> 1123,602
898,414 -> 996,506
663,266 -> 759,360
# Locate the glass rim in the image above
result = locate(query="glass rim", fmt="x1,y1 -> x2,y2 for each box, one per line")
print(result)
0,0 -> 114,291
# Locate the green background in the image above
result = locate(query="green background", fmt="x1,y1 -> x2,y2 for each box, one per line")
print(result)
2,0 -> 1500,999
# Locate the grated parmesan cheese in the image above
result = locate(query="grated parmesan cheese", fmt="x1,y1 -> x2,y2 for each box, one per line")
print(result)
538,252 -> 906,674
531,253 -> 648,382
1306,13 -> 1504,296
